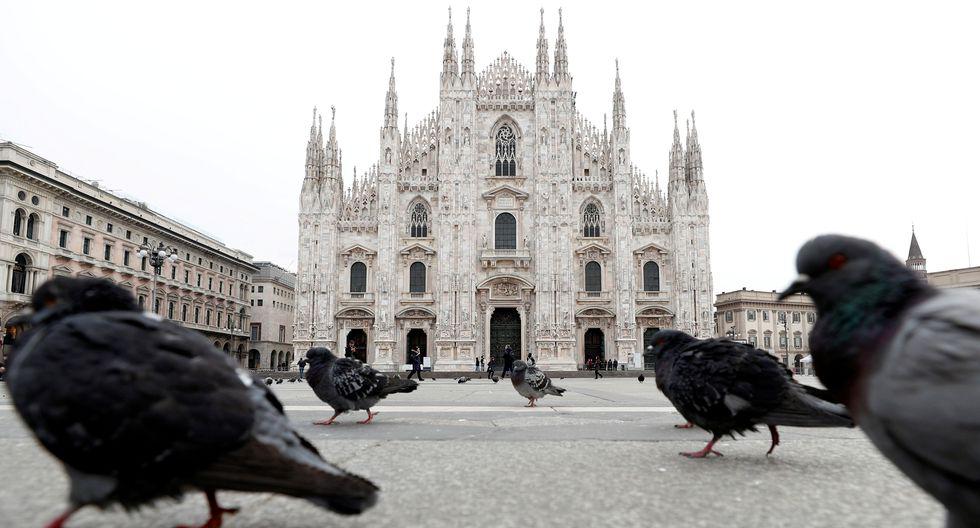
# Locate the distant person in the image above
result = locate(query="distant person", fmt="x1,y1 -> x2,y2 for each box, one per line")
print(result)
345,341 -> 354,358
594,358 -> 604,380
408,346 -> 424,381
613,358 -> 618,371
475,356 -> 480,372
606,358 -> 612,371
501,345 -> 515,378
297,357 -> 307,379
480,355 -> 485,372
486,356 -> 496,379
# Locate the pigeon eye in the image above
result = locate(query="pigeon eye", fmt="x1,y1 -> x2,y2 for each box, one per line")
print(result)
828,253 -> 847,270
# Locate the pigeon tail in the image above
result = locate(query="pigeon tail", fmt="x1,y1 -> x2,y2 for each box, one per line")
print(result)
544,385 -> 566,397
760,386 -> 854,428
379,377 -> 418,397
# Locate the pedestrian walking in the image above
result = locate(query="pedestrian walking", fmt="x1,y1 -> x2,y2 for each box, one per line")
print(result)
501,345 -> 515,378
475,356 -> 480,372
297,357 -> 307,379
613,358 -> 618,371
606,358 -> 612,371
594,358 -> 604,379
408,346 -> 424,381
480,355 -> 485,372
486,356 -> 496,379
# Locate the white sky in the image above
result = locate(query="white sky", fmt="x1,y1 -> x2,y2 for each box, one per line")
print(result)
2,1 -> 978,294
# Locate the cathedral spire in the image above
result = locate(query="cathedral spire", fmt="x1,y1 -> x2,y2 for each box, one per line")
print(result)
553,8 -> 569,82
383,58 -> 398,131
906,227 -> 927,278
441,7 -> 459,83
686,110 -> 703,182
536,8 -> 550,81
304,107 -> 322,182
612,59 -> 626,133
325,105 -> 341,171
669,109 -> 685,184
461,7 -> 475,79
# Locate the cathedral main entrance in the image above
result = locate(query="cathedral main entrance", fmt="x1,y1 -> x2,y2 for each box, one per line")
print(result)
643,327 -> 660,370
407,328 -> 427,364
489,308 -> 521,367
584,328 -> 605,367
345,329 -> 368,363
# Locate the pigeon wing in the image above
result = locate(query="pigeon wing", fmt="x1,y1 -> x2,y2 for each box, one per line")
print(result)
9,311 -> 253,479
524,366 -> 551,392
330,357 -> 387,402
867,291 -> 980,491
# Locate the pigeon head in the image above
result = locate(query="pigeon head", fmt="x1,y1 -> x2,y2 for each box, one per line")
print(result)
31,277 -> 139,323
648,330 -> 696,362
512,360 -> 528,371
305,347 -> 336,365
779,235 -> 926,310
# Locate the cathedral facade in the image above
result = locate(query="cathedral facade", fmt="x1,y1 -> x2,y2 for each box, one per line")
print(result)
295,9 -> 713,371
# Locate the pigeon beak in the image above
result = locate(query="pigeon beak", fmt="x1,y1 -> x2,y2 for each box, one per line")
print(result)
778,274 -> 810,300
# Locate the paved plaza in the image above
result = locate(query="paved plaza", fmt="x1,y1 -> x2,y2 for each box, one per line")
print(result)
0,377 -> 943,528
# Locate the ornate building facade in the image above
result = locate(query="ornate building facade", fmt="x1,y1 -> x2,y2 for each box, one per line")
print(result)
295,9 -> 714,371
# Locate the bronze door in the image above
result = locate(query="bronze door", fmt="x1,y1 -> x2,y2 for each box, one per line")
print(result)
490,308 -> 521,367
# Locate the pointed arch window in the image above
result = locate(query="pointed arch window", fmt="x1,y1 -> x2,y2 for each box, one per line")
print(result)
643,261 -> 660,292
350,262 -> 367,293
494,124 -> 517,176
583,203 -> 602,237
494,213 -> 516,249
585,261 -> 602,294
409,202 -> 429,238
409,262 -> 426,293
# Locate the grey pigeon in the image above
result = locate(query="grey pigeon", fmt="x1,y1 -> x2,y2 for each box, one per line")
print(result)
456,377 -> 471,384
649,329 -> 853,458
780,234 -> 980,526
510,360 -> 565,407
6,277 -> 378,528
265,377 -> 274,386
305,347 -> 418,425
491,375 -> 500,383
276,378 -> 283,384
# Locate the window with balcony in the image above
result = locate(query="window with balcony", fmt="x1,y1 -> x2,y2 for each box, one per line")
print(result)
494,213 -> 516,249
350,262 -> 367,293
643,261 -> 660,292
409,262 -> 426,293
585,261 -> 601,294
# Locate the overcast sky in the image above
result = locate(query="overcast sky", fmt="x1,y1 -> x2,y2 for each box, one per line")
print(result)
2,1 -> 978,294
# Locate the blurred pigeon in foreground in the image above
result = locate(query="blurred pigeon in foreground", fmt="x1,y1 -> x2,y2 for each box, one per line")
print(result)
7,277 -> 377,528
491,375 -> 500,383
264,377 -> 273,386
456,377 -> 471,384
649,330 -> 852,458
637,374 -> 645,383
511,360 -> 565,407
305,347 -> 417,425
780,234 -> 980,526
276,378 -> 283,384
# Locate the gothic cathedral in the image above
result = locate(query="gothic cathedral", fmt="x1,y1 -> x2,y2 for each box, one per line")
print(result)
295,8 -> 713,371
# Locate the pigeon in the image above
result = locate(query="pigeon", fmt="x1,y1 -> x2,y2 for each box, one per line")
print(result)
6,277 -> 378,528
305,347 -> 418,425
276,378 -> 283,384
265,377 -> 274,386
649,329 -> 853,458
511,360 -> 565,407
637,374 -> 645,383
780,234 -> 980,526
491,375 -> 500,383
456,377 -> 471,384
430,377 -> 436,381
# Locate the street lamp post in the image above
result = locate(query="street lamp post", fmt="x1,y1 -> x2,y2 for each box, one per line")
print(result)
726,325 -> 741,341
138,241 -> 179,316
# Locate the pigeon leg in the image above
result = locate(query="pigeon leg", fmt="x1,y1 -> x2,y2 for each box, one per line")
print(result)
674,422 -> 695,429
766,425 -> 780,455
358,410 -> 378,424
680,435 -> 724,458
524,398 -> 535,407
175,491 -> 239,528
43,506 -> 80,528
313,410 -> 342,426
